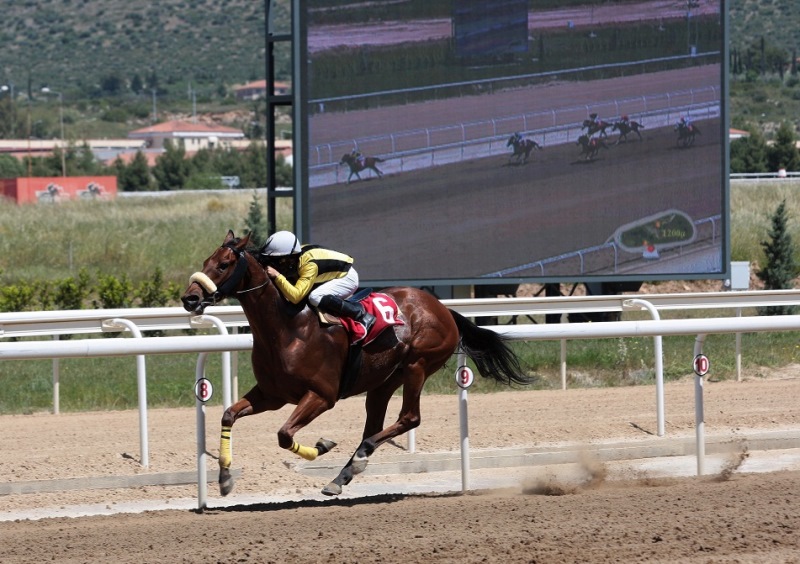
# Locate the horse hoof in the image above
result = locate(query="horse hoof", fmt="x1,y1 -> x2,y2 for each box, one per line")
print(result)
219,470 -> 235,497
321,482 -> 342,496
315,438 -> 337,456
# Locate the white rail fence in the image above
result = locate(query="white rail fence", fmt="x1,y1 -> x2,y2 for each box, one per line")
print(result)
3,289 -> 800,507
3,288 -> 800,418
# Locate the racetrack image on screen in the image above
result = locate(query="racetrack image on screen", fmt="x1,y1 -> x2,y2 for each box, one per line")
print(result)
302,0 -> 726,286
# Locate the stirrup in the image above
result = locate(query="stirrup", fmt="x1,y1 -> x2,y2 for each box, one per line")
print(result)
361,312 -> 376,334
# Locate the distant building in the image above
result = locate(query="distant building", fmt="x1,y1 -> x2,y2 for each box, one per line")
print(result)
233,79 -> 290,101
729,128 -> 750,141
128,120 -> 245,151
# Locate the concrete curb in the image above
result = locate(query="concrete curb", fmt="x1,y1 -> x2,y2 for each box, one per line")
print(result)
0,470 -> 241,496
295,429 -> 800,477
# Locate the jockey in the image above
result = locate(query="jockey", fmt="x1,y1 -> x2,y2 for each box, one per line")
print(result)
260,231 -> 376,337
589,112 -> 600,126
620,114 -> 630,124
679,116 -> 692,130
350,147 -> 364,166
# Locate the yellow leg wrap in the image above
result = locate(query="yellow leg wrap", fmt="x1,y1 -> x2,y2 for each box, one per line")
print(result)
219,426 -> 232,469
289,441 -> 318,461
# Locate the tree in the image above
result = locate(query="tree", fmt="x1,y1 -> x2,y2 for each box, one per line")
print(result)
757,199 -> 798,315
116,151 -> 154,191
0,97 -> 14,138
767,122 -> 800,173
72,143 -> 102,175
730,127 -> 769,173
240,142 -> 267,188
130,73 -> 144,95
243,190 -> 268,245
152,140 -> 190,190
0,154 -> 24,178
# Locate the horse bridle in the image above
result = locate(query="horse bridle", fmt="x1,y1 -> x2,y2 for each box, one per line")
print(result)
189,243 -> 263,307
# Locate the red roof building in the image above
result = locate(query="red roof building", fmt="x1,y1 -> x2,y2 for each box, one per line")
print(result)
128,120 -> 245,151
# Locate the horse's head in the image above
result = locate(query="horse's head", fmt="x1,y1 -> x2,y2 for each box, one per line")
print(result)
340,154 -> 352,165
181,230 -> 257,315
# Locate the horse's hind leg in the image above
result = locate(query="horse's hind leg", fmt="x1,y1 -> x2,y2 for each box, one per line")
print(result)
322,370 -> 426,496
218,386 -> 284,496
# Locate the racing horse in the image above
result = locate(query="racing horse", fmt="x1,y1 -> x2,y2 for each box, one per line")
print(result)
181,231 -> 530,497
675,122 -> 701,147
339,153 -> 385,183
582,118 -> 611,138
506,134 -> 542,164
612,120 -> 645,143
576,134 -> 609,161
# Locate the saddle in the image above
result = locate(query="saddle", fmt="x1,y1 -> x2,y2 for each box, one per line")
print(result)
315,290 -> 405,399
315,290 -> 405,347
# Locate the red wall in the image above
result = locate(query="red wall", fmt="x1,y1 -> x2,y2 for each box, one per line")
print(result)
0,177 -> 118,204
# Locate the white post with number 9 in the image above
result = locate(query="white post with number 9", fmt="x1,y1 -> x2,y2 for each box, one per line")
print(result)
693,337 -> 710,476
456,353 -> 473,491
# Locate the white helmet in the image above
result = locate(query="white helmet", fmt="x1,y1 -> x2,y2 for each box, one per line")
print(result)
262,231 -> 301,256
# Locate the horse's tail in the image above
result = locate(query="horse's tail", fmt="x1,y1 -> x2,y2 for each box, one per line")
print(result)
449,310 -> 531,386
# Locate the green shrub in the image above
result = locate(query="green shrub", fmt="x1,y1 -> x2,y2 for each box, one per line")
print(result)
136,267 -> 173,308
93,273 -> 134,309
0,281 -> 37,312
54,268 -> 91,310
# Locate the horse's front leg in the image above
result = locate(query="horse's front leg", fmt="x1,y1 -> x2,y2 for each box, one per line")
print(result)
218,386 -> 283,496
277,391 -> 337,462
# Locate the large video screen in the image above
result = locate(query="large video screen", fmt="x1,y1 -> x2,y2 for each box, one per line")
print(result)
300,0 -> 727,286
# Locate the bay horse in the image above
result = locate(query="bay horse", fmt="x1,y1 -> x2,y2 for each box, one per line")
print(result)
506,134 -> 542,164
576,134 -> 609,161
339,153 -> 385,183
675,123 -> 701,147
612,120 -> 644,143
581,118 -> 611,138
181,230 -> 530,497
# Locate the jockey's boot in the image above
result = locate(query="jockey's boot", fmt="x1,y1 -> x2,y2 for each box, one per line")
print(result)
318,295 -> 376,336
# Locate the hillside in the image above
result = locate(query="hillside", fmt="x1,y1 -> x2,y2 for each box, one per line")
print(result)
0,1 -> 796,137
0,1 -> 791,96
730,0 -> 800,52
0,0 -> 284,100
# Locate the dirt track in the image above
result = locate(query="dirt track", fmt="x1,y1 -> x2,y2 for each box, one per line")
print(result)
3,373 -> 800,562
